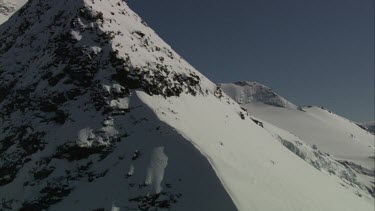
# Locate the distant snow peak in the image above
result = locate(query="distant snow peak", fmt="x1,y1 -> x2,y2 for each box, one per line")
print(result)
220,81 -> 298,109
361,122 -> 375,134
233,81 -> 262,87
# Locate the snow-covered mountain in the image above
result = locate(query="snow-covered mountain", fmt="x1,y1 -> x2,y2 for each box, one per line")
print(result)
0,1 -> 374,210
221,81 -> 375,197
220,81 -> 298,109
0,0 -> 27,25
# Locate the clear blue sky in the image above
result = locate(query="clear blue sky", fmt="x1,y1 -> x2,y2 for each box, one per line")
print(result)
128,0 -> 374,122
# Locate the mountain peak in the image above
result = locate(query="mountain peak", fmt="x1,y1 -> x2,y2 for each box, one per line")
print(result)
232,81 -> 265,87
219,81 -> 298,109
0,0 -> 215,101
0,1 -> 220,209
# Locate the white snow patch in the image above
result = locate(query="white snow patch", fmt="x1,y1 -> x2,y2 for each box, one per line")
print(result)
110,98 -> 130,110
145,147 -> 168,194
112,84 -> 124,93
77,127 -> 95,147
90,46 -> 102,54
111,202 -> 120,211
70,30 -> 82,41
127,164 -> 134,177
103,117 -> 114,127
103,85 -> 111,92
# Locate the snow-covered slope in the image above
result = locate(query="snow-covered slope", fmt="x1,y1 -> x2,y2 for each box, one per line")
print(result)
0,0 -> 27,25
221,82 -> 375,196
256,116 -> 373,197
0,1 -> 373,210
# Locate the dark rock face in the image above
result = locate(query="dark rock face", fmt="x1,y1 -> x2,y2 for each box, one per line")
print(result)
0,0 -> 215,210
